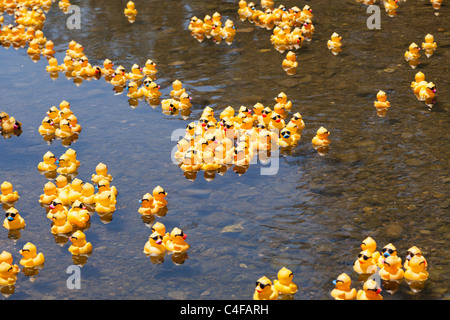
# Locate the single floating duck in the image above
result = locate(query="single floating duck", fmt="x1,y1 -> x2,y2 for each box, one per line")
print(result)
384,0 -> 399,17
51,211 -> 73,234
0,112 -> 21,133
404,42 -> 421,69
311,127 -> 330,147
39,181 -> 58,205
378,243 -> 402,268
0,181 -> 20,203
357,279 -> 383,300
39,116 -> 55,135
422,34 -> 437,57
143,231 -> 166,256
327,32 -> 342,55
374,90 -> 391,115
353,250 -> 378,274
360,237 -> 381,262
379,255 -> 404,281
124,1 -> 137,16
404,246 -> 427,270
165,227 -> 190,253
404,255 -> 428,281
19,242 -> 45,268
253,276 -> 278,300
3,207 -> 26,230
91,163 -> 113,184
67,200 -> 90,228
273,267 -> 298,295
0,261 -> 19,286
138,193 -> 160,215
142,59 -> 158,77
38,151 -> 58,172
331,273 -> 357,300
68,230 -> 93,255
170,79 -> 186,100
282,51 -> 298,72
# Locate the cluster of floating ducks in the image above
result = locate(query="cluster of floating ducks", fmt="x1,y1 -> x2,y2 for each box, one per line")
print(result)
38,100 -> 81,146
0,111 -> 22,139
252,236 -> 430,300
137,186 -> 191,265
188,12 -> 236,44
330,237 -> 429,300
171,92 -> 330,181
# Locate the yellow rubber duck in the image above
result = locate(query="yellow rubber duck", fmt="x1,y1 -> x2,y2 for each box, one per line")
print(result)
96,178 -> 118,199
404,255 -> 429,281
377,243 -> 402,268
274,92 -> 292,114
311,127 -> 330,147
203,15 -> 214,37
3,207 -> 25,230
278,128 -> 296,147
39,116 -> 55,135
46,106 -> 61,125
39,181 -> 58,205
142,59 -> 158,77
374,90 -> 391,109
330,273 -> 356,300
34,30 -> 47,46
51,210 -> 73,234
179,92 -> 192,109
55,119 -> 74,139
67,200 -> 90,228
384,0 -> 398,17
56,153 -> 77,174
95,191 -> 116,214
143,231 -> 166,256
379,255 -> 404,281
126,64 -> 144,81
67,178 -> 83,203
418,82 -> 436,102
42,40 -> 55,56
430,0 -> 443,10
404,246 -> 427,270
357,279 -> 383,300
110,68 -> 127,86
299,4 -> 313,23
327,32 -> 342,55
152,186 -> 168,208
301,18 -> 314,40
59,0 -> 72,11
360,237 -> 380,262
0,181 -> 20,203
253,276 -> 278,300
422,34 -> 437,57
353,250 -> 378,274
46,57 -> 60,73
38,151 -> 57,172
143,79 -> 161,99
68,230 -> 93,255
67,114 -> 81,133
27,38 -> 40,55
411,71 -> 427,95
101,58 -> 115,75
127,81 -> 145,99
165,227 -> 190,253
285,122 -> 301,142
220,19 -> 236,39
282,51 -> 298,70
124,1 -> 138,15
19,242 -> 45,268
79,182 -> 96,206
273,267 -> 298,295
47,198 -> 68,220
0,112 -> 21,133
71,43 -> 85,60
91,163 -> 113,184
0,261 -> 19,286
138,193 -> 160,215
170,79 -> 186,100
404,43 -> 421,68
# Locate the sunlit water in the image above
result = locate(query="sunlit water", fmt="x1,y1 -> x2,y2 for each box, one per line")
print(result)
0,0 -> 449,300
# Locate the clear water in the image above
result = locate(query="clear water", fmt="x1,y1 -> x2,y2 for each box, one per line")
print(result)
0,0 -> 448,300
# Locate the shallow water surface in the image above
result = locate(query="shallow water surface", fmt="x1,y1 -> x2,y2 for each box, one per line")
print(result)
0,0 -> 449,300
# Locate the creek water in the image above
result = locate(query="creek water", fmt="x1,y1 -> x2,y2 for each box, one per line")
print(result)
0,0 -> 448,299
